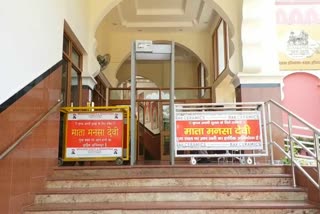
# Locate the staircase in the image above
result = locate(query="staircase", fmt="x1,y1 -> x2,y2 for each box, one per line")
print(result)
24,164 -> 319,214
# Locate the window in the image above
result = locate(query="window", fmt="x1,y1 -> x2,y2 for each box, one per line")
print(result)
197,63 -> 206,97
62,32 -> 83,106
213,19 -> 228,79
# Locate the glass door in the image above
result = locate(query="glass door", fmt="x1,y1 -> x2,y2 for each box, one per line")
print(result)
137,103 -> 145,161
160,103 -> 170,160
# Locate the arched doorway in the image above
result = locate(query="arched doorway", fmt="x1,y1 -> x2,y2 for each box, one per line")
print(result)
94,0 -> 236,87
92,0 -> 237,163
109,42 -> 212,161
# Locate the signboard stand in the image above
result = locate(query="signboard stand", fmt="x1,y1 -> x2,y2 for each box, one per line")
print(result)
174,102 -> 268,165
59,106 -> 130,165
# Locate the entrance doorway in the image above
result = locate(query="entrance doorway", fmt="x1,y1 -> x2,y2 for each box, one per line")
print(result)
160,103 -> 170,160
109,89 -> 213,162
136,100 -> 162,161
137,101 -> 170,161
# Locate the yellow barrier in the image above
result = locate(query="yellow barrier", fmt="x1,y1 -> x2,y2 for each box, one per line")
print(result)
59,106 -> 131,165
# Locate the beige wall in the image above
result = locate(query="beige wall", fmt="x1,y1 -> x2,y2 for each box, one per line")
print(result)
163,61 -> 199,88
117,62 -> 164,87
96,29 -> 211,86
233,0 -> 282,88
215,85 -> 236,103
117,61 -> 199,88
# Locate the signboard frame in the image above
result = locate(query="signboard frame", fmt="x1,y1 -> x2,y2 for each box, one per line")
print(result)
174,103 -> 268,158
63,111 -> 125,162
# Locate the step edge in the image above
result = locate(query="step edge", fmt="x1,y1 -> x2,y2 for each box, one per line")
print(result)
52,165 -> 285,171
35,186 -> 307,195
24,201 -> 319,212
47,174 -> 293,181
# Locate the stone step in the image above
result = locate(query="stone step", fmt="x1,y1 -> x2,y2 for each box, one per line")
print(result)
51,165 -> 287,179
34,186 -> 307,204
24,201 -> 319,214
46,174 -> 292,189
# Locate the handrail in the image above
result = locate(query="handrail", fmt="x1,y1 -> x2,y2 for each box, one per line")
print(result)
272,141 -> 319,188
109,86 -> 212,90
109,86 -> 213,102
267,99 -> 320,134
0,100 -> 63,160
270,121 -> 317,160
265,99 -> 320,189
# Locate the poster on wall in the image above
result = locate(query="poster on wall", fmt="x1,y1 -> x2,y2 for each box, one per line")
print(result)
276,1 -> 320,70
65,112 -> 123,159
175,111 -> 263,151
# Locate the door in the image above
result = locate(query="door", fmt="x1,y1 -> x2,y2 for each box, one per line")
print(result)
160,103 -> 170,160
137,102 -> 145,161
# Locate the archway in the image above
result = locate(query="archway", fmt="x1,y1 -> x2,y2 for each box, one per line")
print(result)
91,0 -> 236,41
90,0 -> 239,164
115,41 -> 209,89
93,0 -> 237,87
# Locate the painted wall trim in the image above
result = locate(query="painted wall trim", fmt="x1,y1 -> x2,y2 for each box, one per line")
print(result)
0,60 -> 63,113
82,76 -> 97,90
276,0 -> 320,5
239,83 -> 281,88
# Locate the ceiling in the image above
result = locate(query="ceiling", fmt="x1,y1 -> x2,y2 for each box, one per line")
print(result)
102,0 -> 218,32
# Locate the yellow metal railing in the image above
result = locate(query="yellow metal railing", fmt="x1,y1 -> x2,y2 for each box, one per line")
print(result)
59,105 -> 131,165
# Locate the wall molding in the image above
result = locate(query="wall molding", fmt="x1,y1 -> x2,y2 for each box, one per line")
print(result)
0,60 -> 63,113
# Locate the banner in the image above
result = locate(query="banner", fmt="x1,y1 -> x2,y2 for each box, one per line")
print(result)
277,2 -> 320,70
65,112 -> 123,159
175,111 -> 262,151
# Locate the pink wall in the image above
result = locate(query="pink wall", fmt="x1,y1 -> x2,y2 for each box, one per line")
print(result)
282,72 -> 320,134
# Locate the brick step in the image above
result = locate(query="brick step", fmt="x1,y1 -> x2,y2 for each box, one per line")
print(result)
24,201 -> 319,214
34,186 -> 307,204
51,165 -> 286,179
46,175 -> 292,188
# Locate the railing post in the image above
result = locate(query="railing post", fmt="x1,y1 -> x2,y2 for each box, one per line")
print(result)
288,115 -> 296,187
130,41 -> 136,166
314,133 -> 320,189
267,102 -> 274,165
170,41 -> 175,165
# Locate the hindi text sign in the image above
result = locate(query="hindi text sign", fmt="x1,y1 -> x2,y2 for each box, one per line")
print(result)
65,112 -> 123,159
175,111 -> 262,151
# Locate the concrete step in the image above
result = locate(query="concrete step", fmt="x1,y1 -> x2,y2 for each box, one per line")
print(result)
50,165 -> 287,179
24,165 -> 319,213
34,186 -> 307,204
46,174 -> 293,189
24,201 -> 320,214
